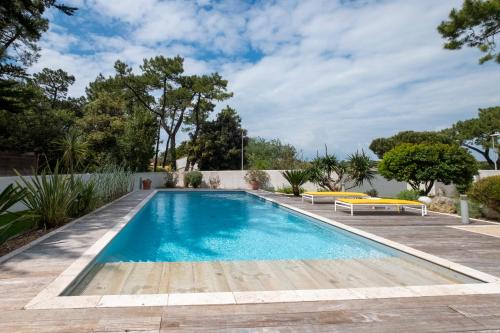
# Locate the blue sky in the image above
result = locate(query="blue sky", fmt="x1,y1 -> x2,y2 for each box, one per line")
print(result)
35,0 -> 500,159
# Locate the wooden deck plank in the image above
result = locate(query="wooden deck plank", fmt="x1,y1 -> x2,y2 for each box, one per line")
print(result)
167,262 -> 194,293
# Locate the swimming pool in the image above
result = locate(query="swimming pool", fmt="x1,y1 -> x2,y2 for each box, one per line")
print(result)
96,191 -> 395,262
64,190 -> 482,297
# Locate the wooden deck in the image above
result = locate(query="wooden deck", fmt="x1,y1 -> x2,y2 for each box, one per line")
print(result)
72,256 -> 477,296
1,190 -> 500,332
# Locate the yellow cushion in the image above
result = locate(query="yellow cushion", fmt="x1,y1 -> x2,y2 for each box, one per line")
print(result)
303,192 -> 367,196
337,198 -> 423,205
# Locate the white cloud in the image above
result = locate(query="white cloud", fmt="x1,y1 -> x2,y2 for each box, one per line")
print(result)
35,0 -> 500,158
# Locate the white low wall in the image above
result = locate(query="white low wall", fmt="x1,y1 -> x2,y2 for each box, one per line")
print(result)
478,170 -> 500,179
136,170 -> 406,197
3,170 -> 495,213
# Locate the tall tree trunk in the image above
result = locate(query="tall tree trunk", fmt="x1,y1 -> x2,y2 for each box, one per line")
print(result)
169,135 -> 177,170
463,144 -> 494,167
162,135 -> 171,168
153,119 -> 161,171
185,95 -> 202,171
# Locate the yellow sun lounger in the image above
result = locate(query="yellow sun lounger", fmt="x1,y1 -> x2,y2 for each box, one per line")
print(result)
334,198 -> 427,216
301,191 -> 368,204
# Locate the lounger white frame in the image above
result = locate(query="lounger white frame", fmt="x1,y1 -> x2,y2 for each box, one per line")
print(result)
334,200 -> 428,216
302,193 -> 368,204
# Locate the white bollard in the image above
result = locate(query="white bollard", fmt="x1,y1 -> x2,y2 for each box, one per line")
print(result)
460,194 -> 470,224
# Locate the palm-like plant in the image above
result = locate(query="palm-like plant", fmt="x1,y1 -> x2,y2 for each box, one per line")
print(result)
346,150 -> 377,189
281,170 -> 309,196
307,148 -> 376,191
57,129 -> 89,175
307,153 -> 345,191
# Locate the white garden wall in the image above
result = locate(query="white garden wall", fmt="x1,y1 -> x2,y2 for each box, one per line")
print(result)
2,170 -> 495,213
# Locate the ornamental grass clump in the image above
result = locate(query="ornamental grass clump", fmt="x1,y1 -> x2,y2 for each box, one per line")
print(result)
93,164 -> 134,204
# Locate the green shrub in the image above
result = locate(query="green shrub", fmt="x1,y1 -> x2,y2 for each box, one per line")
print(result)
16,164 -> 78,229
281,170 -> 309,196
468,176 -> 500,213
185,171 -> 203,188
397,189 -> 420,201
379,143 -> 478,195
366,188 -> 378,197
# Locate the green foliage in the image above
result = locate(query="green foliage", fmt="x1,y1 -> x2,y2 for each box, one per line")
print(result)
379,143 -> 479,195
397,189 -> 421,201
183,73 -> 233,170
468,175 -> 500,212
244,170 -> 270,188
369,130 -> 453,159
0,1 -> 77,79
438,0 -> 500,64
0,210 -> 36,245
281,170 -> 309,196
115,56 -> 187,170
33,68 -> 75,107
0,184 -> 26,214
56,129 -> 88,174
0,184 -> 30,244
15,163 -> 78,228
196,106 -> 247,170
447,107 -> 500,168
119,108 -> 157,171
347,150 -> 377,188
184,171 -> 203,188
308,149 -> 376,191
308,153 -> 343,191
246,137 -> 303,170
366,188 -> 378,197
70,177 -> 98,216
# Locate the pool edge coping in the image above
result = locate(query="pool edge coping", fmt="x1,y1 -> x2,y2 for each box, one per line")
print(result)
24,189 -> 500,310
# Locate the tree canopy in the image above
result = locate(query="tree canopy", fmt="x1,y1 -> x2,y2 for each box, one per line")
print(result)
378,143 -> 478,195
369,130 -> 453,159
196,106 -> 247,171
438,0 -> 500,64
0,0 -> 77,79
245,137 -> 302,170
33,68 -> 75,108
446,106 -> 500,167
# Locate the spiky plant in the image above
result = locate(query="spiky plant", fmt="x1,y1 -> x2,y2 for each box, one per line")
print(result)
346,149 -> 377,188
16,163 -> 78,229
281,170 -> 309,196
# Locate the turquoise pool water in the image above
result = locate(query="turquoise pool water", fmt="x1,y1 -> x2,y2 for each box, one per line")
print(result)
96,191 -> 395,262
